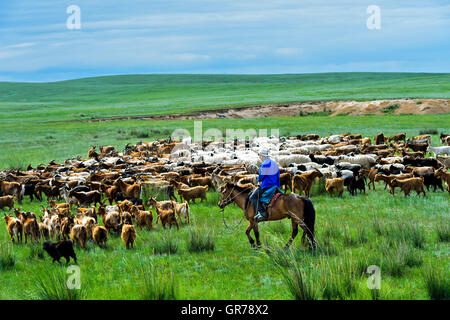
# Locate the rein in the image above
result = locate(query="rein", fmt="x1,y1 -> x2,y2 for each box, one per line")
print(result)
219,186 -> 249,230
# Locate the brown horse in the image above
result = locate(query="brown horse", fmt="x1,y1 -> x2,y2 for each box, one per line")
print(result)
218,182 -> 316,249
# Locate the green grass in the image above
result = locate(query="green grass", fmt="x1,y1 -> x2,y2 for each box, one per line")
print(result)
0,72 -> 449,299
0,72 -> 449,168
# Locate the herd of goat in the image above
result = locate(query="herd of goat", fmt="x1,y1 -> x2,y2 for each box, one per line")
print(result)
1,131 -> 449,261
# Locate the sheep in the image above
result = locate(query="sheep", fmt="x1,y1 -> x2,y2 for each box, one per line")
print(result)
92,225 -> 108,248
121,224 -> 136,249
274,155 -> 310,168
3,215 -> 23,243
43,240 -> 77,264
70,224 -> 88,249
390,177 -> 426,197
0,195 -> 15,210
336,155 -> 376,169
325,178 -> 344,197
427,146 -> 450,156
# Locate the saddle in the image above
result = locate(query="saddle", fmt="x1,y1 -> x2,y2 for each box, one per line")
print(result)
268,192 -> 283,209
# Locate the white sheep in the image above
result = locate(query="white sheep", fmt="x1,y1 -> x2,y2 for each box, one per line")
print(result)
428,146 -> 450,156
336,155 -> 376,169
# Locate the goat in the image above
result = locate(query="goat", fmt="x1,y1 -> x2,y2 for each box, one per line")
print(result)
70,224 -> 88,249
291,169 -> 323,197
0,195 -> 15,210
155,202 -> 179,230
130,206 -> 153,230
325,178 -> 344,197
3,214 -> 23,243
92,225 -> 108,248
176,185 -> 208,204
43,240 -> 77,264
121,224 -> 136,249
390,177 -> 426,197
435,168 -> 450,193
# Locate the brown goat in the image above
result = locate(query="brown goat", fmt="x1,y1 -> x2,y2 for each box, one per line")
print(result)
3,215 -> 23,243
70,224 -> 88,249
23,217 -> 40,243
176,186 -> 208,204
325,178 -> 344,197
390,177 -> 426,197
291,169 -> 323,197
155,203 -> 179,230
435,168 -> 450,193
121,224 -> 136,249
0,181 -> 22,204
92,225 -> 108,248
130,206 -> 153,230
0,195 -> 15,210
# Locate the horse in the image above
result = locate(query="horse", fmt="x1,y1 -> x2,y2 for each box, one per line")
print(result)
218,182 -> 317,249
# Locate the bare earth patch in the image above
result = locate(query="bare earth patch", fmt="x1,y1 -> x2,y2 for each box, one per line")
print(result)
85,98 -> 449,122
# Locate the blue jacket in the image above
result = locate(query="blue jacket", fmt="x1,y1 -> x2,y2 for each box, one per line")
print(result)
258,157 -> 280,190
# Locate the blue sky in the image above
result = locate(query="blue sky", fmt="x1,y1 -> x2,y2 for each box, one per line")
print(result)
0,0 -> 449,82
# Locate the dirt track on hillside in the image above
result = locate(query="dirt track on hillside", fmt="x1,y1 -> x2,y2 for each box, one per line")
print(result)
85,98 -> 449,122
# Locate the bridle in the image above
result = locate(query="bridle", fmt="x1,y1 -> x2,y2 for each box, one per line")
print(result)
219,185 -> 248,230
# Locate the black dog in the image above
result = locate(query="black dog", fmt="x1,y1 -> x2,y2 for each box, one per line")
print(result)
43,240 -> 77,264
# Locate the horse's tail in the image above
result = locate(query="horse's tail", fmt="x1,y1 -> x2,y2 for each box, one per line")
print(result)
303,198 -> 316,248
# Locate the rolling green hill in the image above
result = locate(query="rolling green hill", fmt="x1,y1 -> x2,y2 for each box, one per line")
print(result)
0,73 -> 449,122
0,72 -> 449,169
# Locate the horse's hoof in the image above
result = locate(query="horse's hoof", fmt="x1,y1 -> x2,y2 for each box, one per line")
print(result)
251,243 -> 256,249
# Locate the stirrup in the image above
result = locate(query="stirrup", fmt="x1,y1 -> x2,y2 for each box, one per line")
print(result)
254,213 -> 264,222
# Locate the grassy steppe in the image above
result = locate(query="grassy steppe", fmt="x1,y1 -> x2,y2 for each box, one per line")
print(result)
0,186 -> 448,300
1,73 -> 449,122
1,114 -> 449,170
0,73 -> 449,300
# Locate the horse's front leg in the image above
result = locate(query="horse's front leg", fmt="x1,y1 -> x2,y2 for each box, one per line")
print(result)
253,223 -> 261,248
246,221 -> 256,248
285,220 -> 299,249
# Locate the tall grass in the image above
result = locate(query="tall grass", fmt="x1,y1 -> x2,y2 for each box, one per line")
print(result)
320,255 -> 359,300
150,233 -> 179,255
187,227 -> 215,253
435,222 -> 450,242
0,242 -> 16,271
266,245 -> 320,300
138,263 -> 178,300
422,264 -> 450,300
380,242 -> 422,277
29,265 -> 87,300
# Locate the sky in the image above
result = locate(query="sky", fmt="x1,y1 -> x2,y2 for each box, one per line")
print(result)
0,0 -> 449,82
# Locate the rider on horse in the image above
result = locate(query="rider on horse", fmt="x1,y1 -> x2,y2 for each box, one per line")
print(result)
250,149 -> 281,222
